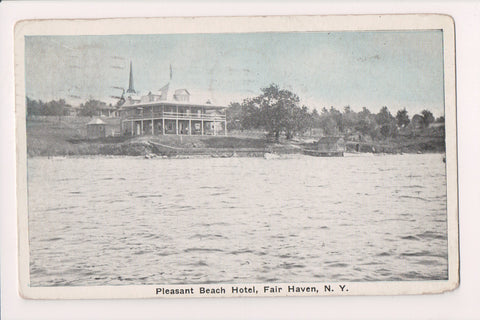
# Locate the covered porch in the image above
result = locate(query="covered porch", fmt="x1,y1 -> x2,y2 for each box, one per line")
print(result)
120,102 -> 227,136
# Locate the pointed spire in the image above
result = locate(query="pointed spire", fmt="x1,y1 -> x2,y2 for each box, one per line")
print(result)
126,61 -> 136,94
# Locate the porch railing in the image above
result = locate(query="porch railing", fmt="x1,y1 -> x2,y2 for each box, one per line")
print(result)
122,111 -> 226,121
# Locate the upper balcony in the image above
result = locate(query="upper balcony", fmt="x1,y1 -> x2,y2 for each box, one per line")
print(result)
122,111 -> 226,122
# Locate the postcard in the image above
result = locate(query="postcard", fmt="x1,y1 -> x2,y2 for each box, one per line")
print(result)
15,14 -> 458,299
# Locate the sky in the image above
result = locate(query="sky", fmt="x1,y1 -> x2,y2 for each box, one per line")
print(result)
25,30 -> 445,117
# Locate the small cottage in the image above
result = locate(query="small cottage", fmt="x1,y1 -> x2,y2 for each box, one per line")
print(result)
304,136 -> 346,157
317,136 -> 346,153
86,118 -> 106,139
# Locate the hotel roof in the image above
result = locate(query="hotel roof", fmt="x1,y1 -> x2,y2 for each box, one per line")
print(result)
120,98 -> 226,109
119,62 -> 227,109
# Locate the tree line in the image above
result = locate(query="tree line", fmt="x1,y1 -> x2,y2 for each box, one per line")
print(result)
27,84 -> 444,141
26,97 -> 73,116
26,97 -> 113,117
227,84 -> 444,141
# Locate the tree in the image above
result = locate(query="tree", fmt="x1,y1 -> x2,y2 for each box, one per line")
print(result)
396,108 -> 410,128
226,102 -> 243,131
241,101 -> 261,130
316,106 -> 344,136
286,105 -> 312,138
319,116 -> 337,136
352,108 -> 369,137
45,99 -> 70,116
26,98 -> 71,117
311,108 -> 321,127
359,107 -> 371,118
421,109 -> 435,127
329,107 -> 344,133
376,106 -> 394,125
375,106 -> 397,139
241,84 -> 302,140
79,99 -> 106,117
355,119 -> 372,138
342,105 -> 358,134
26,97 -> 41,116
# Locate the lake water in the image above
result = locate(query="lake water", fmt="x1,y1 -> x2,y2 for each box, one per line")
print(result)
27,154 -> 448,286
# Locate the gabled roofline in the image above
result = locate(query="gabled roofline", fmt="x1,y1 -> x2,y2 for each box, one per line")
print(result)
174,88 -> 190,95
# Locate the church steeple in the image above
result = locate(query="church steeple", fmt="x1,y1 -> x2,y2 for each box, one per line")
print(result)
126,61 -> 136,94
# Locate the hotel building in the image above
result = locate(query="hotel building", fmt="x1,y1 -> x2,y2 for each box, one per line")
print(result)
119,63 -> 227,136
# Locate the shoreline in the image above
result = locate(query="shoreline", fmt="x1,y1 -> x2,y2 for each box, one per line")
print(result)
26,117 -> 445,158
26,140 -> 446,158
27,151 -> 445,160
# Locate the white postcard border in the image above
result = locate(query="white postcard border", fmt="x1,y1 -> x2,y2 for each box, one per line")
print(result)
15,14 -> 459,299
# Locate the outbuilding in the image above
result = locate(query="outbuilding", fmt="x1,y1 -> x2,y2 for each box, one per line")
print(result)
317,136 -> 346,153
86,118 -> 106,139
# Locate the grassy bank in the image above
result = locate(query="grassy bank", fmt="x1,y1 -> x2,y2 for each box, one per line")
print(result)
26,117 -> 277,157
26,116 -> 445,157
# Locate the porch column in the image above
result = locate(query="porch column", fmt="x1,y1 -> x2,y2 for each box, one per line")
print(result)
162,105 -> 165,135
201,107 -> 204,136
176,105 -> 179,135
131,121 -> 134,136
141,107 -> 144,134
151,106 -> 154,135
189,106 -> 192,135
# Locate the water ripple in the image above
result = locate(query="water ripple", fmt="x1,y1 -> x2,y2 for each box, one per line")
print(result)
27,154 -> 448,286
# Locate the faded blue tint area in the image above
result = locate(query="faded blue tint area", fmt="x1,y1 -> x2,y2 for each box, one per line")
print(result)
25,31 -> 444,116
